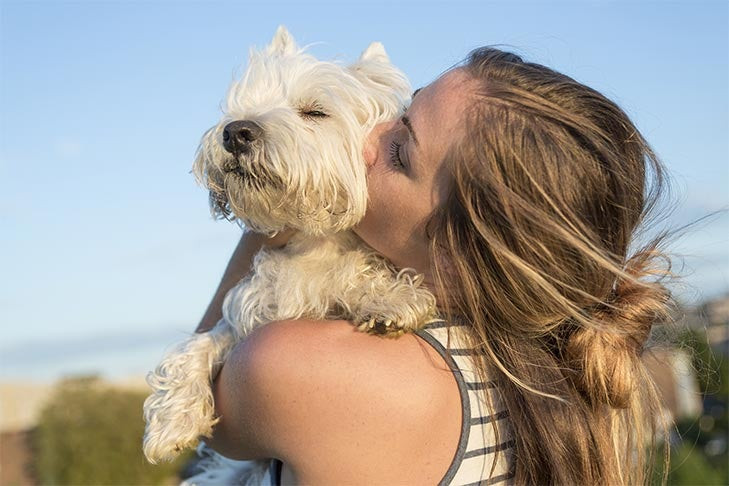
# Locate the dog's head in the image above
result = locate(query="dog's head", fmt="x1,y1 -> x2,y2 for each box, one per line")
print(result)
193,26 -> 411,235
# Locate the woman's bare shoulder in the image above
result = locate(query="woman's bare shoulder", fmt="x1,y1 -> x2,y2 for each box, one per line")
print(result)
221,318 -> 461,483
244,319 -> 455,396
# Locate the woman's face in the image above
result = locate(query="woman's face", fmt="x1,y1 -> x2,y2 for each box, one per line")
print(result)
354,68 -> 473,281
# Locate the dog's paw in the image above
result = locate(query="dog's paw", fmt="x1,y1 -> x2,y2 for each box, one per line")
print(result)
354,315 -> 406,337
143,401 -> 218,464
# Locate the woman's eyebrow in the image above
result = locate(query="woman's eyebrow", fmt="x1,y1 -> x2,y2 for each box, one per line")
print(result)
402,115 -> 419,146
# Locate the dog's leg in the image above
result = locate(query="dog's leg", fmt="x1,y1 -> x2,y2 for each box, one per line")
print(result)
286,234 -> 438,335
224,235 -> 437,337
222,239 -> 351,335
341,253 -> 438,336
143,319 -> 236,463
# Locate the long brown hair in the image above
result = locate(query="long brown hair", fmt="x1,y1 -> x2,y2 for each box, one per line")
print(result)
429,48 -> 673,484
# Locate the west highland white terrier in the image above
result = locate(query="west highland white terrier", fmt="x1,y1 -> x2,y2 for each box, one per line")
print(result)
143,27 -> 438,474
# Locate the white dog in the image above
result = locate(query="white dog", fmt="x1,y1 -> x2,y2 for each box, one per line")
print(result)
143,27 -> 438,471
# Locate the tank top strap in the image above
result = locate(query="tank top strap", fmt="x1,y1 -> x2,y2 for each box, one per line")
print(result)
415,320 -> 515,486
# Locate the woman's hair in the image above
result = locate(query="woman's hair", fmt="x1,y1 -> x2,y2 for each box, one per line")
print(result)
428,47 -> 673,485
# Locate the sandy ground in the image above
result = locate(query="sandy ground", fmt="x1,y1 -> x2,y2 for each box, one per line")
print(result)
0,378 -> 148,432
0,383 -> 54,433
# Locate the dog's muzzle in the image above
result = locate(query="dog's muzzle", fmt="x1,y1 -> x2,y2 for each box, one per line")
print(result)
222,120 -> 263,156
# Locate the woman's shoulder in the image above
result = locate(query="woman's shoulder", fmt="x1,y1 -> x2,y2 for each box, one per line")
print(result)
244,318 -> 439,367
234,318 -> 462,483
240,319 -> 458,418
243,319 -> 459,398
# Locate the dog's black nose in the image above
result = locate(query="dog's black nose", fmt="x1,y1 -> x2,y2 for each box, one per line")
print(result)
222,120 -> 263,154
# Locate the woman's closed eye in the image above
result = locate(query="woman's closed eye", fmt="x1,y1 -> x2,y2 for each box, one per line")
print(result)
388,140 -> 408,171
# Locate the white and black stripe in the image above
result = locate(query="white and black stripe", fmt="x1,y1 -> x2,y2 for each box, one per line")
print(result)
415,321 -> 514,486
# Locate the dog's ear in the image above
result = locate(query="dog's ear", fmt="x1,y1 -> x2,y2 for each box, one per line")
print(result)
357,42 -> 390,63
348,42 -> 409,99
265,25 -> 297,56
347,42 -> 411,126
349,42 -> 395,79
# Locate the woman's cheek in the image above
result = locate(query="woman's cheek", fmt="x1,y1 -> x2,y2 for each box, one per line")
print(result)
356,195 -> 400,261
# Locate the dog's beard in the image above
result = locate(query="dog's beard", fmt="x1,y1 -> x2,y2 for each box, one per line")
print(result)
208,171 -> 358,236
206,148 -> 286,224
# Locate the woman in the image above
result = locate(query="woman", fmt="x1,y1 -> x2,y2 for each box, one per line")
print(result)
198,47 -> 671,485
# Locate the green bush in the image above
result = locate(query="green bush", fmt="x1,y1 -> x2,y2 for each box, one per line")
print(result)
650,328 -> 729,485
652,443 -> 726,486
33,375 -> 190,485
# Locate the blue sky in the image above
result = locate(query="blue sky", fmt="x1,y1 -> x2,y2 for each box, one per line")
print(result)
1,0 -> 727,380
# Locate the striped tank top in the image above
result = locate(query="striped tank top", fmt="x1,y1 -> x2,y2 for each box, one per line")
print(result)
415,320 -> 514,485
265,320 -> 515,486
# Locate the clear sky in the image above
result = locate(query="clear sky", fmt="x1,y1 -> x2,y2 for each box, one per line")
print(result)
1,0 -> 727,380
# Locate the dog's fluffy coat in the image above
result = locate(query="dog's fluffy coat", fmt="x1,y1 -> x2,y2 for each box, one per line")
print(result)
143,27 -> 438,469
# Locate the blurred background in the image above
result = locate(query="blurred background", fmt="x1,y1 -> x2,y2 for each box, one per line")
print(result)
1,0 -> 727,484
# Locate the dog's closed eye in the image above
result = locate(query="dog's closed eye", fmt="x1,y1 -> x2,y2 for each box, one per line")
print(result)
301,110 -> 328,118
298,104 -> 329,120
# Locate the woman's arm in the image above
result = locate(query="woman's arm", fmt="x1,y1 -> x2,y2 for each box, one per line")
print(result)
195,229 -> 295,333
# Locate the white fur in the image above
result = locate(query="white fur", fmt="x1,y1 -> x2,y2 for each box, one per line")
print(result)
143,26 -> 438,469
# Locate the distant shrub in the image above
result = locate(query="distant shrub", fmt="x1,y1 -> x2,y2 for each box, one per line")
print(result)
33,375 -> 190,485
650,328 -> 729,485
653,443 -> 726,485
